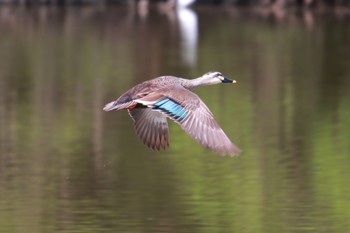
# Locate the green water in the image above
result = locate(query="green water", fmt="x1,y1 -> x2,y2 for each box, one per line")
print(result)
0,6 -> 349,233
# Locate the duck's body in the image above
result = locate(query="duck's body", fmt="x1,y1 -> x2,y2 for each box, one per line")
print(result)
104,71 -> 241,156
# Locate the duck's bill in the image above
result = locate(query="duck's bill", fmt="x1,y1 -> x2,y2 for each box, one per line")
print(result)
222,77 -> 237,83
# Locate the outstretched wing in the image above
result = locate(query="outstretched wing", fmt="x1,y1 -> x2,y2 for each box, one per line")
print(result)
136,86 -> 241,156
128,108 -> 169,151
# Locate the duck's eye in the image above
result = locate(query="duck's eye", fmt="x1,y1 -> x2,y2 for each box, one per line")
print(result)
215,73 -> 222,78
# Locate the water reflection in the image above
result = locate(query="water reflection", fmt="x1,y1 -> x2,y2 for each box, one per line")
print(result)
0,6 -> 350,233
177,7 -> 198,67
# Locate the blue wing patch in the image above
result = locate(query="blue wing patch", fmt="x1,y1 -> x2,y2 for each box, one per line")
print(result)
154,98 -> 188,120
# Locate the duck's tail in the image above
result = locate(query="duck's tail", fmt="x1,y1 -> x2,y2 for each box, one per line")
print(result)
103,100 -> 136,111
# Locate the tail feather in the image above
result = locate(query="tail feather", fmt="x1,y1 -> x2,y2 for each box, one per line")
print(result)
103,101 -> 135,111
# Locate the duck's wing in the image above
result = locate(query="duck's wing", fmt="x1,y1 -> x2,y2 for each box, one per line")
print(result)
128,108 -> 169,151
136,86 -> 241,156
103,82 -> 158,111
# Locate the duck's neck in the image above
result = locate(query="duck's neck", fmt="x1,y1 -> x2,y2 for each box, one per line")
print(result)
182,76 -> 219,89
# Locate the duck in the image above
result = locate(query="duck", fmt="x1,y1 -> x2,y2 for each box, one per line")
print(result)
103,71 -> 241,156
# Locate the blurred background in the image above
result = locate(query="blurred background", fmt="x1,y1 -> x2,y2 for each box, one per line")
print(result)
0,1 -> 350,233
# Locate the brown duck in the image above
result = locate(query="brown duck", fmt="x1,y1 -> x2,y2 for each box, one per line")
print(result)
103,71 -> 241,156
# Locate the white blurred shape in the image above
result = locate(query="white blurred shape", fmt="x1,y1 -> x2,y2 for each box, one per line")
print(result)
177,7 -> 198,67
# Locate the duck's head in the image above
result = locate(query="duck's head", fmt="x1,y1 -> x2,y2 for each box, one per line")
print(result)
200,71 -> 237,85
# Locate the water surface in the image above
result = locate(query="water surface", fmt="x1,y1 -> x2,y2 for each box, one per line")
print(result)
0,6 -> 349,233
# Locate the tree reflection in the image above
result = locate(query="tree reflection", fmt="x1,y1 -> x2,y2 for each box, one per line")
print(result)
0,6 -> 349,233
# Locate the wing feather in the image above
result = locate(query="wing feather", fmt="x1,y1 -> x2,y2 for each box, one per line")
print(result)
128,108 -> 169,150
105,82 -> 240,156
147,86 -> 241,156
